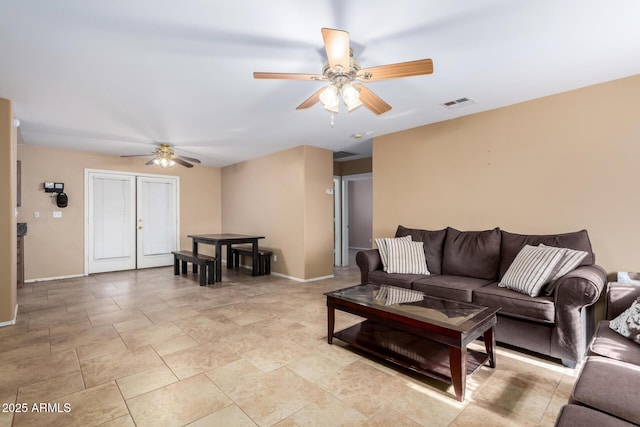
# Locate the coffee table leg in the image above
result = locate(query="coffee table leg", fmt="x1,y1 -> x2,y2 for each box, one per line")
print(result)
449,346 -> 467,402
484,326 -> 496,368
327,305 -> 335,344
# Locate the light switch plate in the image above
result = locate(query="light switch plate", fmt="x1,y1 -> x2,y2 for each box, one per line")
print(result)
53,211 -> 62,218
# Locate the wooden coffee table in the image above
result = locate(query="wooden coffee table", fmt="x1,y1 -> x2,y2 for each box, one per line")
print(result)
325,284 -> 499,401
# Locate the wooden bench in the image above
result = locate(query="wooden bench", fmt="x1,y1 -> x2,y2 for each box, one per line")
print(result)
230,246 -> 273,275
172,250 -> 216,286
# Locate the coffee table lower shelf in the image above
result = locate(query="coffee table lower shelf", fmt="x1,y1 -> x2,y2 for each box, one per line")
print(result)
333,320 -> 489,385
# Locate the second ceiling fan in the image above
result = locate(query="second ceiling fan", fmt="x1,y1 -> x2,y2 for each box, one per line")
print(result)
254,28 -> 434,116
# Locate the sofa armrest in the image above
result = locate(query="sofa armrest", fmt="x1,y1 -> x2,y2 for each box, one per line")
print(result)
606,282 -> 640,320
355,249 -> 382,285
552,265 -> 607,363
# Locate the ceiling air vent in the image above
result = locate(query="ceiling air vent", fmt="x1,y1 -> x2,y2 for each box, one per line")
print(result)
333,151 -> 356,160
440,97 -> 477,110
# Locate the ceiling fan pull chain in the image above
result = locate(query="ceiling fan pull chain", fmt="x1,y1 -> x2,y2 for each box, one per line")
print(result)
330,112 -> 335,127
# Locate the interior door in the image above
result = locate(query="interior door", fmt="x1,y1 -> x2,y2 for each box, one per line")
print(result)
87,173 -> 136,273
136,176 -> 179,268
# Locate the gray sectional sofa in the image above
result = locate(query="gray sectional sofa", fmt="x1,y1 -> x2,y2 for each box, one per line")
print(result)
555,282 -> 640,426
356,225 -> 607,367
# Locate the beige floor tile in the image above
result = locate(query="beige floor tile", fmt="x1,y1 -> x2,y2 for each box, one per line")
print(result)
96,414 -> 136,427
363,407 -> 424,427
174,314 -> 240,344
186,404 -> 257,427
473,374 -> 551,424
50,325 -> 120,354
81,345 -> 164,388
391,386 -> 465,427
142,305 -> 200,323
242,336 -> 311,373
286,353 -> 343,382
162,341 -> 240,379
0,390 -> 17,427
316,360 -> 409,417
0,331 -> 50,366
449,404 -> 536,427
288,393 -> 368,427
88,309 -> 146,327
12,381 -> 128,427
77,336 -> 128,362
117,323 -> 190,349
127,374 -> 231,427
49,320 -> 94,339
17,371 -> 85,404
206,359 -> 265,392
112,316 -> 154,333
0,350 -> 79,394
227,367 -> 325,427
116,365 -> 178,399
152,333 -> 200,356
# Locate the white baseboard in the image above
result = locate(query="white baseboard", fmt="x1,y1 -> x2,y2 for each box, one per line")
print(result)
25,273 -> 86,283
233,263 -> 334,283
0,304 -> 19,328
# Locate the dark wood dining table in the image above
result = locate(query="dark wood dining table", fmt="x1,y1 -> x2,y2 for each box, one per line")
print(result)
187,233 -> 265,282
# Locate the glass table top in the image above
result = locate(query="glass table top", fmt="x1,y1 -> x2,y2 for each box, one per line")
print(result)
326,284 -> 489,328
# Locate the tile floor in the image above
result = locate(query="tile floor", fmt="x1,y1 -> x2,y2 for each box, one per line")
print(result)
1,265 -> 579,426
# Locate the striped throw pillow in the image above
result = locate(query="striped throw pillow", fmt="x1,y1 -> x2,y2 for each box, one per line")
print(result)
498,244 -> 567,297
386,238 -> 430,275
539,244 -> 589,296
375,235 -> 412,272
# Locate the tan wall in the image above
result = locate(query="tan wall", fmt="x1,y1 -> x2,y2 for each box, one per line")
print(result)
334,157 -> 372,176
0,98 -> 17,323
17,145 -> 221,280
221,146 -> 334,280
303,146 -> 334,279
373,74 -> 640,274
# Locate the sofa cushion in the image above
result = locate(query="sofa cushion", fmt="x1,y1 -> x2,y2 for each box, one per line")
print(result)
412,275 -> 492,303
375,235 -> 412,272
368,271 -> 419,289
570,356 -> 640,425
498,244 -> 566,297
473,283 -> 555,323
395,225 -> 447,275
499,229 -> 594,279
590,321 -> 640,365
609,297 -> 640,345
386,239 -> 429,275
539,244 -> 589,296
555,404 -> 637,427
442,227 -> 501,281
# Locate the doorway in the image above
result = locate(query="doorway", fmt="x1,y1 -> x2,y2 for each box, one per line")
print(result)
334,173 -> 372,266
85,169 -> 179,274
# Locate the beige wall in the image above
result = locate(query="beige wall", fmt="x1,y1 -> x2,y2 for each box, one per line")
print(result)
17,145 -> 221,280
222,146 -> 334,280
0,98 -> 17,324
373,74 -> 640,274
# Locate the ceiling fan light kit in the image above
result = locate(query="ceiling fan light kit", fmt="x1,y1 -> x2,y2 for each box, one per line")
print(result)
254,27 -> 433,125
120,143 -> 201,168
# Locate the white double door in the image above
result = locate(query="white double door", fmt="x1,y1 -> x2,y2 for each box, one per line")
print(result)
86,170 -> 179,274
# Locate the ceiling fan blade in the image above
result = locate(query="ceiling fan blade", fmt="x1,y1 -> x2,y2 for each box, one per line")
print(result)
177,155 -> 201,164
357,58 -> 433,82
321,28 -> 350,71
145,159 -> 156,165
120,153 -> 153,157
296,86 -> 328,110
253,72 -> 325,81
353,84 -> 392,115
173,157 -> 194,168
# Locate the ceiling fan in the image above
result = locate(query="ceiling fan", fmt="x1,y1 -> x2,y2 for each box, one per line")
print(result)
254,28 -> 434,120
120,143 -> 201,168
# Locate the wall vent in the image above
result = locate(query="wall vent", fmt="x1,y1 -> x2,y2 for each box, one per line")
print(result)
333,151 -> 356,160
440,97 -> 477,109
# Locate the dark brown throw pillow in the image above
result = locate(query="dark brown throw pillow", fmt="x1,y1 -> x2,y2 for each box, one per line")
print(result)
442,227 -> 501,281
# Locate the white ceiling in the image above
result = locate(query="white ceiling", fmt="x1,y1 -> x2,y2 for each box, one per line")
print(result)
1,1 -> 639,167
